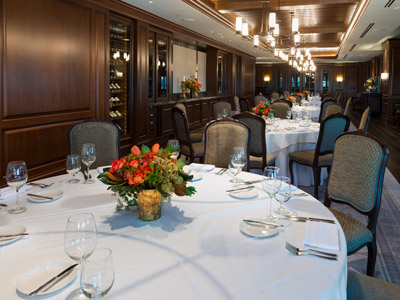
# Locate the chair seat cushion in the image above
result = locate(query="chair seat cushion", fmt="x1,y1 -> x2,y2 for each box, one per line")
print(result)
289,150 -> 332,167
181,142 -> 204,157
190,132 -> 203,143
329,208 -> 373,253
249,153 -> 276,169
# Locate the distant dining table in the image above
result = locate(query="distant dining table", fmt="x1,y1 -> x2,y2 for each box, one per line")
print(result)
0,169 -> 346,299
291,105 -> 321,121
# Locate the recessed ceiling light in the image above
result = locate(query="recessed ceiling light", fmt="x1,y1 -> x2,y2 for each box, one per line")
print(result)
149,1 -> 153,3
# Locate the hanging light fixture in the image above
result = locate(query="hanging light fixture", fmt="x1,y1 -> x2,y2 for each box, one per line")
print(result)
269,12 -> 276,30
254,35 -> 259,47
273,23 -> 279,37
235,17 -> 242,34
259,0 -> 269,36
292,16 -> 299,34
242,23 -> 249,37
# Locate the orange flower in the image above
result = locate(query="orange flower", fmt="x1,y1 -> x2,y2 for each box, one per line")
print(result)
262,109 -> 268,115
151,143 -> 160,154
131,145 -> 141,157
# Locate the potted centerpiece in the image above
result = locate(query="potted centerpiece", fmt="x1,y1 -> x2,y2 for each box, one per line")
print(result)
364,76 -> 377,92
252,101 -> 275,119
184,78 -> 201,98
284,96 -> 296,104
98,144 -> 196,221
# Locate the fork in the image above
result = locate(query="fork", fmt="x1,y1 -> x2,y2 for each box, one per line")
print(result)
285,242 -> 337,258
216,168 -> 226,175
285,243 -> 337,260
27,182 -> 54,188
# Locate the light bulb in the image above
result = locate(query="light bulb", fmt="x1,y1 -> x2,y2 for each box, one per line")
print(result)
254,35 -> 259,47
294,33 -> 300,44
292,17 -> 299,33
291,47 -> 295,55
269,12 -> 276,29
236,17 -> 242,33
271,39 -> 276,48
274,48 -> 278,56
242,23 -> 248,36
273,23 -> 279,36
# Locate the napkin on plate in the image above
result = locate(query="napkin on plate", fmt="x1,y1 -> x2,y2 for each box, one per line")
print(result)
97,166 -> 111,174
0,185 -> 32,200
304,220 -> 339,251
186,163 -> 215,172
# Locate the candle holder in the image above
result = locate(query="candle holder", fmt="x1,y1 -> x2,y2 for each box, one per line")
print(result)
181,81 -> 187,100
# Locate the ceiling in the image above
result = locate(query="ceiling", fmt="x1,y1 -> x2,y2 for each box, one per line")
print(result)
124,0 -> 400,63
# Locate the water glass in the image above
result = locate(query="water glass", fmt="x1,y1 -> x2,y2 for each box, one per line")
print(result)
286,110 -> 292,121
66,154 -> 81,184
222,108 -> 229,118
167,139 -> 180,161
295,111 -> 302,122
302,112 -> 311,126
274,176 -> 292,215
217,113 -> 223,120
81,143 -> 96,184
229,147 -> 246,184
81,248 -> 114,299
6,161 -> 28,214
272,118 -> 280,131
262,166 -> 280,221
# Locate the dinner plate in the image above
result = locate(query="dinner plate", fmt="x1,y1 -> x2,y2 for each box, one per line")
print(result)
239,219 -> 279,238
17,261 -> 78,296
229,188 -> 258,199
190,172 -> 203,182
27,190 -> 63,203
97,166 -> 111,174
0,224 -> 27,246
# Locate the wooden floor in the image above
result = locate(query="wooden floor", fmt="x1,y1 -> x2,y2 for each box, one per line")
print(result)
350,109 -> 400,183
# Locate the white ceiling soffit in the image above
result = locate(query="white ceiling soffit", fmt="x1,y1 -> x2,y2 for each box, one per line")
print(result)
124,0 -> 399,63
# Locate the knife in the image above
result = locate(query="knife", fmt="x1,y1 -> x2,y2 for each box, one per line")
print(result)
243,180 -> 263,184
0,233 -> 29,238
27,193 -> 54,200
29,263 -> 78,296
284,215 -> 335,224
226,186 -> 254,193
0,203 -> 7,207
243,219 -> 283,227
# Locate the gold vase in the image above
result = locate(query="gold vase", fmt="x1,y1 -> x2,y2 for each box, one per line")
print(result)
137,189 -> 162,221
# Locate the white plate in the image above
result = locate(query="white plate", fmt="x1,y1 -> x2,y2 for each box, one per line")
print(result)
229,188 -> 258,199
0,224 -> 27,246
97,166 -> 111,174
17,261 -> 78,296
27,190 -> 63,203
239,219 -> 279,238
191,172 -> 203,182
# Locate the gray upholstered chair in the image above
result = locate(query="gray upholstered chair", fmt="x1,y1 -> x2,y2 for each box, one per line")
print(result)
232,112 -> 275,170
213,101 -> 232,119
344,97 -> 352,116
68,119 -> 120,168
289,113 -> 350,198
324,103 -> 343,119
283,91 -> 290,97
271,101 -> 291,118
359,107 -> 371,131
239,97 -> 250,112
233,96 -> 240,111
324,130 -> 389,276
254,94 -> 266,105
347,269 -> 400,299
171,106 -> 204,163
336,93 -> 342,105
174,103 -> 202,143
271,92 -> 280,100
294,95 -> 301,103
318,98 -> 337,122
203,118 -> 251,171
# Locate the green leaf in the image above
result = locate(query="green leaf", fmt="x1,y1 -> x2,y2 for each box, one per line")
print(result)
141,144 -> 151,154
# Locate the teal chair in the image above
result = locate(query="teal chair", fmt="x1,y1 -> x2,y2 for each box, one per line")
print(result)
325,131 -> 389,276
318,98 -> 336,122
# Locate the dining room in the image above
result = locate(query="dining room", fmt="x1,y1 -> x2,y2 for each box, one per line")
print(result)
0,0 -> 400,299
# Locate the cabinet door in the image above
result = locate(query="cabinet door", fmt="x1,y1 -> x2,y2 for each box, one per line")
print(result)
346,67 -> 358,98
157,35 -> 169,101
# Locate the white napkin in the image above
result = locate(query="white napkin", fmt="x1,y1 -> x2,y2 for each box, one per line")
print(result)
97,166 -> 111,174
304,220 -> 339,251
0,185 -> 32,200
187,163 -> 215,172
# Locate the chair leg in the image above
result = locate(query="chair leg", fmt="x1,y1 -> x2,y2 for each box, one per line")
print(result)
367,241 -> 377,277
289,159 -> 295,184
313,167 -> 321,199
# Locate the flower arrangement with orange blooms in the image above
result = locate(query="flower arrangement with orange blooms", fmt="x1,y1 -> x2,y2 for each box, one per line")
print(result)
303,90 -> 310,94
296,92 -> 306,97
284,96 -> 296,103
184,78 -> 201,92
252,101 -> 275,118
98,144 -> 196,210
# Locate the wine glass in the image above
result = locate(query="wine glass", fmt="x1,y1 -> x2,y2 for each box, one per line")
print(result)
272,118 -> 280,131
81,248 -> 114,299
66,154 -> 81,184
286,110 -> 292,121
302,112 -> 311,126
81,144 -> 96,184
262,167 -> 280,221
167,139 -> 180,161
229,147 -> 246,184
295,111 -> 302,123
222,108 -> 229,118
6,161 -> 28,214
274,176 -> 292,215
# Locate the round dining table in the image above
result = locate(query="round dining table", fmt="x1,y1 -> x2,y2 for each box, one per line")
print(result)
0,168 -> 346,299
291,105 -> 321,121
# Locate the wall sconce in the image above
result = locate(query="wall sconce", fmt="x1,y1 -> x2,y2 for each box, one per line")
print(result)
336,76 -> 343,82
381,73 -> 389,80
264,75 -> 270,83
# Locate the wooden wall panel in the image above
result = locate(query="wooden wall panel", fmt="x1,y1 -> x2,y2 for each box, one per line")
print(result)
241,58 -> 255,97
391,47 -> 400,96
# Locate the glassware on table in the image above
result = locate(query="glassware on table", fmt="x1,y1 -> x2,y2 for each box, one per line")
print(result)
81,143 -> 96,184
222,108 -> 229,118
302,112 -> 311,126
262,167 -> 280,221
6,161 -> 28,214
167,139 -> 180,161
274,176 -> 292,215
81,248 -> 114,299
229,147 -> 246,184
286,110 -> 292,121
295,111 -> 302,123
217,113 -> 223,120
66,154 -> 81,184
272,118 -> 280,131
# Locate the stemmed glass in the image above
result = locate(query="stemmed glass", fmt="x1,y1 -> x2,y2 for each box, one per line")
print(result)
229,147 -> 246,184
81,144 -> 96,184
167,139 -> 180,161
6,161 -> 28,214
222,108 -> 229,118
272,118 -> 280,131
295,111 -> 302,123
286,110 -> 292,121
262,167 -> 280,221
274,176 -> 292,215
81,248 -> 114,299
66,154 -> 81,184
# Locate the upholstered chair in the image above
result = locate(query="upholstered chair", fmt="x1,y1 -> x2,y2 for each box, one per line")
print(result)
347,270 -> 400,299
232,112 -> 275,170
213,101 -> 232,119
324,130 -> 389,276
233,96 -> 240,111
271,101 -> 291,118
68,119 -> 120,168
283,91 -> 290,97
318,98 -> 337,122
336,93 -> 342,105
174,103 -> 202,143
171,107 -> 204,163
239,97 -> 251,112
254,94 -> 266,104
289,113 -> 350,197
359,107 -> 371,131
274,99 -> 292,108
271,92 -> 280,100
324,103 -> 343,119
203,118 -> 251,171
344,97 -> 352,116
294,95 -> 301,103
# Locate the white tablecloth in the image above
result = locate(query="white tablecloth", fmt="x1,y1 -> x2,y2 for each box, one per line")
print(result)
0,171 -> 346,299
292,105 -> 321,120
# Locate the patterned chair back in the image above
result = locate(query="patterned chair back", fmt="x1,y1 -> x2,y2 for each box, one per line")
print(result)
174,102 -> 187,115
254,95 -> 266,104
318,98 -> 337,122
233,96 -> 240,111
324,103 -> 343,119
317,113 -> 350,155
239,98 -> 250,112
213,101 -> 232,119
344,97 -> 352,116
171,107 -> 192,147
204,118 -> 251,171
271,101 -> 291,118
283,91 -> 290,97
271,92 -> 280,100
359,107 -> 371,131
68,119 -> 120,168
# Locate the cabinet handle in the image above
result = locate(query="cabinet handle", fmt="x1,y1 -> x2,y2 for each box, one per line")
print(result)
150,113 -> 154,117
150,121 -> 154,125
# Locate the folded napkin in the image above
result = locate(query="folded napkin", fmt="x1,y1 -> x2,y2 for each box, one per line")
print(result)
97,166 -> 111,174
304,220 -> 339,251
187,163 -> 215,172
0,185 -> 32,200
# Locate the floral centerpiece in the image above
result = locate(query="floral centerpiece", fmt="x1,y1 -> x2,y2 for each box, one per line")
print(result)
364,76 -> 377,92
284,96 -> 296,104
296,92 -> 305,98
98,144 -> 196,221
252,101 -> 275,119
184,78 -> 201,98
